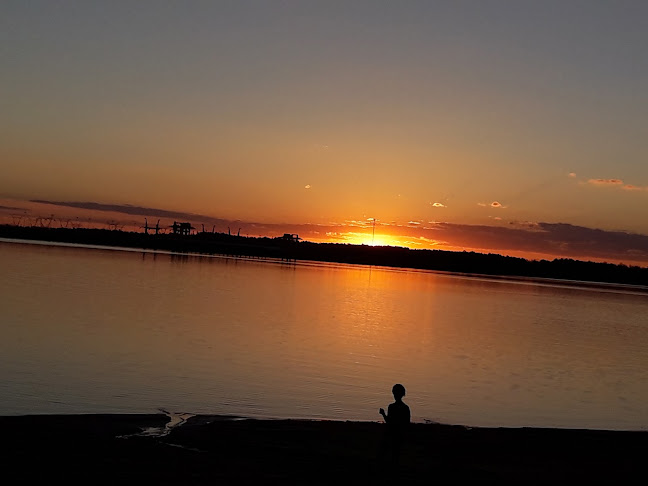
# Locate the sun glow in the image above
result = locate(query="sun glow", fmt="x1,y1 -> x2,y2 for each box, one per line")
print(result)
342,232 -> 406,248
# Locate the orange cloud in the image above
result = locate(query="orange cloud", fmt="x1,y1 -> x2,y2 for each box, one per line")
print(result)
415,235 -> 445,245
344,221 -> 366,228
588,178 -> 624,186
586,178 -> 647,191
430,202 -> 446,208
477,201 -> 506,208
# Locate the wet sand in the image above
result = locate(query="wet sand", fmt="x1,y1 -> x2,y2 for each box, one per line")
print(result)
3,414 -> 645,485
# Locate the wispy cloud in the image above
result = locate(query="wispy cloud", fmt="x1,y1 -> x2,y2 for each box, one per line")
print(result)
477,201 -> 506,208
588,178 -> 624,186
585,178 -> 647,191
0,204 -> 25,211
430,202 -> 446,208
344,220 -> 372,228
414,235 -> 445,245
509,221 -> 542,230
30,200 -> 221,222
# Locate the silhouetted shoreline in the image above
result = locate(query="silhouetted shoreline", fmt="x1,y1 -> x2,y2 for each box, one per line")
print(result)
3,413 -> 645,485
2,224 -> 648,288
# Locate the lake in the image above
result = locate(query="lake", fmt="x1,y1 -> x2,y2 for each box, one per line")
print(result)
1,239 -> 647,430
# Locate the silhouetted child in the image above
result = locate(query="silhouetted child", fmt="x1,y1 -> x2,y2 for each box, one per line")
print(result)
379,383 -> 411,467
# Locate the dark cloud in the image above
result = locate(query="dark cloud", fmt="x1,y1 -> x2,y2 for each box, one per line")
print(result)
421,222 -> 648,264
30,200 -> 228,225
535,223 -> 648,260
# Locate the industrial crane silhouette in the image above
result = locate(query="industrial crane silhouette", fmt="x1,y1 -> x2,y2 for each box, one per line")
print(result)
200,224 -> 217,234
143,218 -> 162,235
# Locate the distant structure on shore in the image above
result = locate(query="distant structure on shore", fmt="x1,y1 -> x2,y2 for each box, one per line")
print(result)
281,233 -> 300,243
2,223 -> 647,287
171,221 -> 195,236
143,218 -> 162,235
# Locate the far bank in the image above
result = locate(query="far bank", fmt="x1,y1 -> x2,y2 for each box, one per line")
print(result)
2,224 -> 648,287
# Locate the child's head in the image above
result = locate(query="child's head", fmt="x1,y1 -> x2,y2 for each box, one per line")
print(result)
392,383 -> 406,400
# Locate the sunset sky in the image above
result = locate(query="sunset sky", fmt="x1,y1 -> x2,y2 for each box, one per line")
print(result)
2,1 -> 647,265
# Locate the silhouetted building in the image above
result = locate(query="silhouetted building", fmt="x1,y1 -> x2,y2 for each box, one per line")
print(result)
281,233 -> 300,243
171,221 -> 194,236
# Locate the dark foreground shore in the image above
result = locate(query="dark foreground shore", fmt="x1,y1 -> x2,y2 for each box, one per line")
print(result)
3,414 -> 645,485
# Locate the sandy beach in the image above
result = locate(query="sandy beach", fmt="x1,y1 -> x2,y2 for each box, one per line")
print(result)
3,414 -> 645,485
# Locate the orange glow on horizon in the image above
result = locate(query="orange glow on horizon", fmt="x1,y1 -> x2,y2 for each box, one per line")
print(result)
342,233 -> 404,248
2,197 -> 647,267
311,231 -> 455,252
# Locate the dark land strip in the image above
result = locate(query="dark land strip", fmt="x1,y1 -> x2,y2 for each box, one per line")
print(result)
2,224 -> 648,288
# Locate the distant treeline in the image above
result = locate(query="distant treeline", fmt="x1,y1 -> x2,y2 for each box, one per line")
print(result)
2,224 -> 648,288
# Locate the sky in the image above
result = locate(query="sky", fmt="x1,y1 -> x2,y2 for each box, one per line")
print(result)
2,1 -> 648,265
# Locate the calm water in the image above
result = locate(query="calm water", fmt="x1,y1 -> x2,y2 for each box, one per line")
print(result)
2,239 -> 648,430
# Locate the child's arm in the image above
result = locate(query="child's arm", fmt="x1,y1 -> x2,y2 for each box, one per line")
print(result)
379,408 -> 389,422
